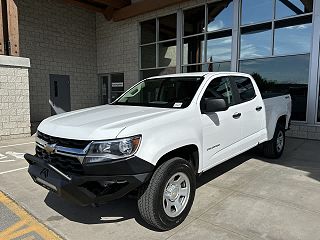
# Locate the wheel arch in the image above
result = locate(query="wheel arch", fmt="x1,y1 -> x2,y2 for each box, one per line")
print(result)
155,144 -> 200,174
268,114 -> 289,140
277,115 -> 287,129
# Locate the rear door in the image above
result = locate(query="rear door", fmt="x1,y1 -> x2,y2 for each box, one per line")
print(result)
231,76 -> 264,142
200,76 -> 244,170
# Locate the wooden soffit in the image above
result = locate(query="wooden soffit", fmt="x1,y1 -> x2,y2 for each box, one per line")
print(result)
61,0 -> 190,21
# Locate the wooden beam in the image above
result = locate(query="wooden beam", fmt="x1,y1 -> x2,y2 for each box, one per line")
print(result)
6,0 -> 19,56
62,0 -> 104,13
113,0 -> 188,21
103,7 -> 114,20
0,0 -> 4,55
91,0 -> 130,9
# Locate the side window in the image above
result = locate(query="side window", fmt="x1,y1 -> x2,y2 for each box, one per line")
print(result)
233,77 -> 256,102
202,77 -> 234,106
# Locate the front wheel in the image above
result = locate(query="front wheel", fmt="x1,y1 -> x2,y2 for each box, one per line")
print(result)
263,123 -> 285,158
137,157 -> 196,231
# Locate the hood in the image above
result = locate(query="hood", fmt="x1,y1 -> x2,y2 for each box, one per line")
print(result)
38,105 -> 178,140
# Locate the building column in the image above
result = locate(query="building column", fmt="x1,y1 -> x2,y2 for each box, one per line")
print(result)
231,0 -> 240,72
306,0 -> 320,124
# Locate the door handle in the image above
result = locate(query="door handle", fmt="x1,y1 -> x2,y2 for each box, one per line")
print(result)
232,112 -> 241,119
256,106 -> 262,111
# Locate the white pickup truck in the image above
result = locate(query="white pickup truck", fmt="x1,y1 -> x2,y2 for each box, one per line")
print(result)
25,72 -> 291,230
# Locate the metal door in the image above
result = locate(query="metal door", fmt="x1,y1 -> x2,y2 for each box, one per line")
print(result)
49,74 -> 71,115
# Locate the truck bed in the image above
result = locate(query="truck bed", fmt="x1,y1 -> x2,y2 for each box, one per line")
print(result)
263,94 -> 292,140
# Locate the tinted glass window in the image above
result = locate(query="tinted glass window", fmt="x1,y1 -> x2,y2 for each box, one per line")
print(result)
276,0 -> 313,19
202,77 -> 234,105
182,64 -> 207,73
141,44 -> 156,68
274,17 -> 312,55
240,23 -> 272,59
241,0 -> 273,25
140,20 -> 156,44
207,31 -> 232,62
184,6 -> 205,36
207,0 -> 233,31
159,14 -> 177,41
141,68 -> 176,80
183,35 -> 205,65
240,54 -> 310,121
159,41 -> 176,67
233,77 -> 256,102
182,62 -> 231,73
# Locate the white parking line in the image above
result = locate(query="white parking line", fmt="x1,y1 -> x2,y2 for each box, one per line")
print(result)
0,142 -> 35,149
0,167 -> 28,175
0,160 -> 16,163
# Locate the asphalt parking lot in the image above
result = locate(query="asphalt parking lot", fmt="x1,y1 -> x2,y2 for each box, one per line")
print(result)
1,136 -> 320,240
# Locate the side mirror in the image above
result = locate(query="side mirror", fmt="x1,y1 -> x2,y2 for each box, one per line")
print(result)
201,98 -> 229,113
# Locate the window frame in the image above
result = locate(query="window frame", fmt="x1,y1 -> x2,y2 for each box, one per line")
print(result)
137,0 -> 318,125
139,13 -> 178,79
182,2 -> 234,71
239,1 -> 313,60
239,0 -> 314,123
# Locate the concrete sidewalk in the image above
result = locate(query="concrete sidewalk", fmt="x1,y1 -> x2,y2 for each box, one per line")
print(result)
0,137 -> 320,240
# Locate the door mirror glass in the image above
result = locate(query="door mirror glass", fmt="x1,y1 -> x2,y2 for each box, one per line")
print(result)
201,97 -> 229,113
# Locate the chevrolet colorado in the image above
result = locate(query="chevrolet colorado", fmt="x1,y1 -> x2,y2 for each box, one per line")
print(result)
25,72 -> 291,230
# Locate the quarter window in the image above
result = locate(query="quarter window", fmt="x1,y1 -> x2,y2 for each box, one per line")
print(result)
202,77 -> 234,106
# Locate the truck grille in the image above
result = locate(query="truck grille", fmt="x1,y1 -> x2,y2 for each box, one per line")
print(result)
37,131 -> 91,149
36,146 -> 84,175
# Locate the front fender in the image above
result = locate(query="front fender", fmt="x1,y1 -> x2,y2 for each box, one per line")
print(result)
118,115 -> 203,172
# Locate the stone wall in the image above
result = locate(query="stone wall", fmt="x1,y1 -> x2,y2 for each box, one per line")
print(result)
287,124 -> 320,140
0,57 -> 30,140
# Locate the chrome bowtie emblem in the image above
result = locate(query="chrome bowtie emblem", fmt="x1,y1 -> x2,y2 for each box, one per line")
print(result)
44,143 -> 57,154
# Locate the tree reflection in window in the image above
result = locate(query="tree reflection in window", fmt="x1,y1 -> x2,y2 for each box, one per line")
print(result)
240,54 -> 310,121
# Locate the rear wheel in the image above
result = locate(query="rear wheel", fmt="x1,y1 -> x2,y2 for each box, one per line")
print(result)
137,157 -> 196,231
263,123 -> 285,158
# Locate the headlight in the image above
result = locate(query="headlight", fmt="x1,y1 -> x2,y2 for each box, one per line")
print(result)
83,135 -> 141,164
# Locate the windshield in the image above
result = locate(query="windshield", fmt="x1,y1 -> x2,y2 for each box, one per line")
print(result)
114,77 -> 204,108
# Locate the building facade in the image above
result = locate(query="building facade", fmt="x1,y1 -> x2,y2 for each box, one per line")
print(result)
98,0 -> 320,139
0,0 -> 319,140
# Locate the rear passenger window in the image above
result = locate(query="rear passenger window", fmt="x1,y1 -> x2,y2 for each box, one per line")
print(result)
234,77 -> 256,102
202,77 -> 235,106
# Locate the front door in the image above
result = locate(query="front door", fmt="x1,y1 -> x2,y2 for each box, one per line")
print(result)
200,76 -> 243,170
49,74 -> 71,115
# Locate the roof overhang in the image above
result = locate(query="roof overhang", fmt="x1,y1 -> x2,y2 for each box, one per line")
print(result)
60,0 -> 189,21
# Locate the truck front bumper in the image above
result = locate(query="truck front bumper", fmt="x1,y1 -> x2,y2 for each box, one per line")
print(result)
24,153 -> 153,206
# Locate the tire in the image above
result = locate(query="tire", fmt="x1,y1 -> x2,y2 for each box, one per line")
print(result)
137,157 -> 196,231
263,123 -> 285,158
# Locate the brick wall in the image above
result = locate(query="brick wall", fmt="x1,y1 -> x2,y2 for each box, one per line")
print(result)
0,65 -> 30,140
17,0 -> 98,130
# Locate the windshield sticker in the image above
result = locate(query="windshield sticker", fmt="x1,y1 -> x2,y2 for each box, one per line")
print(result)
173,102 -> 183,108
